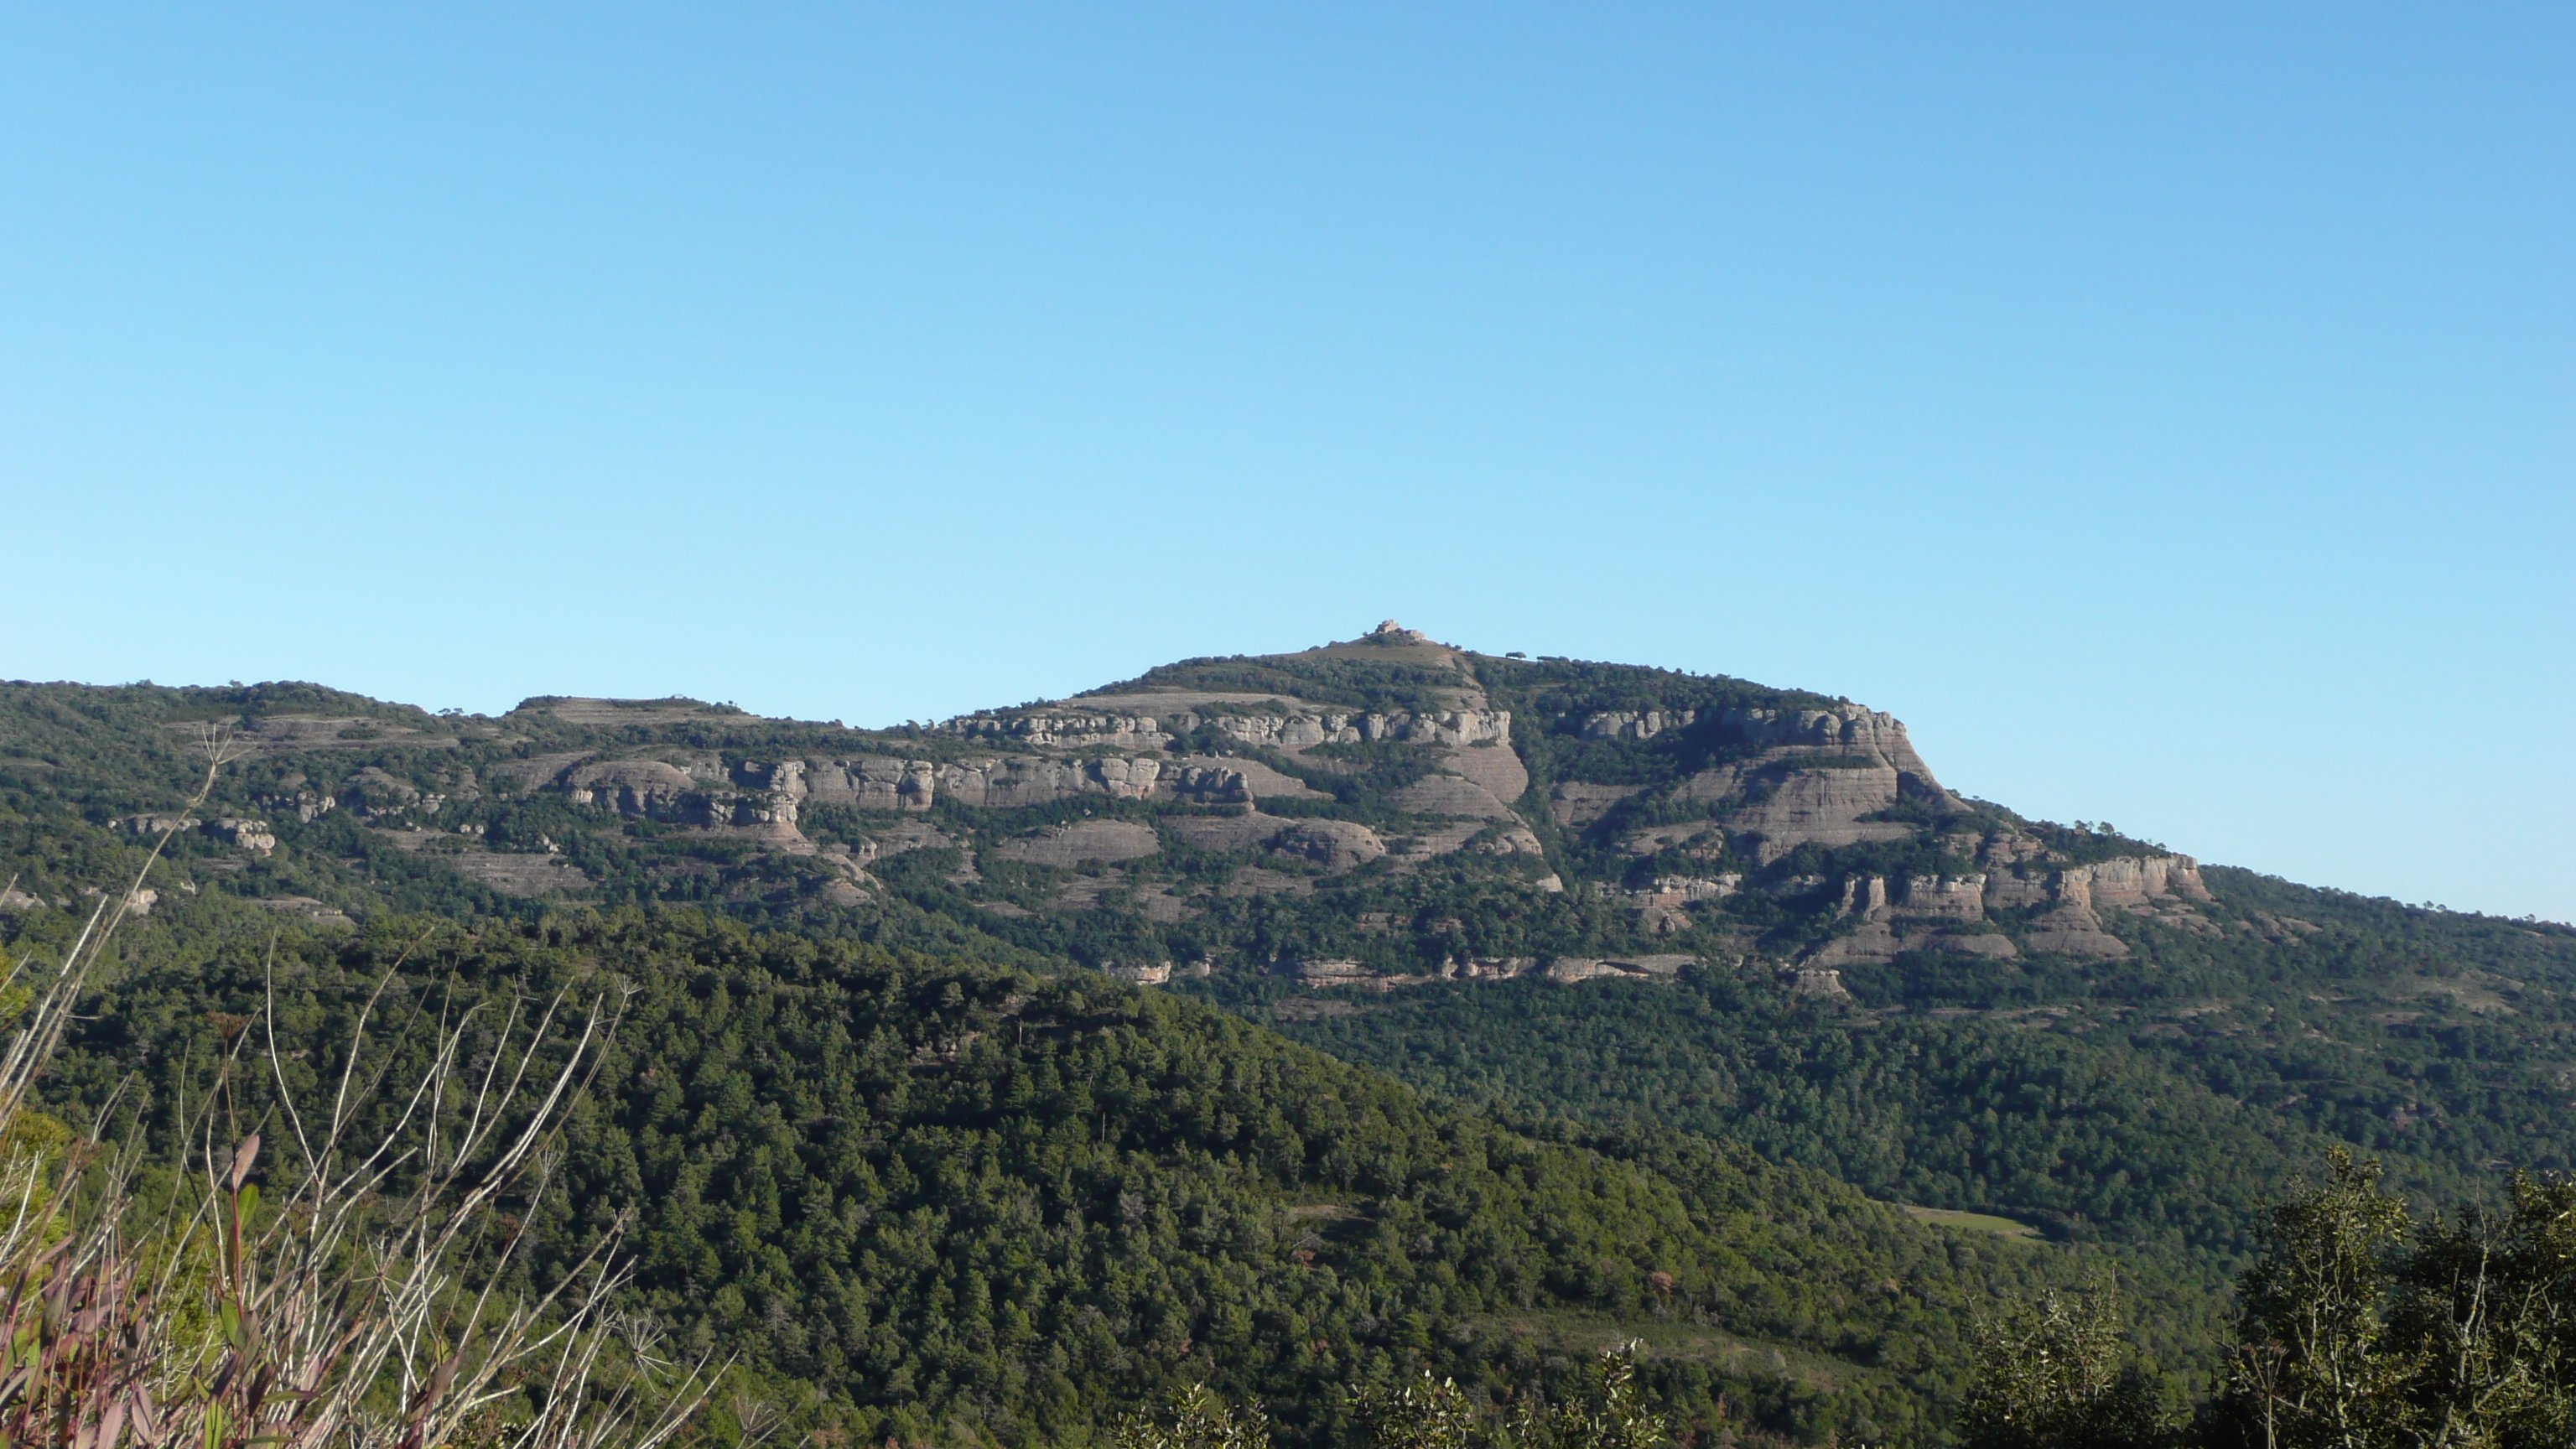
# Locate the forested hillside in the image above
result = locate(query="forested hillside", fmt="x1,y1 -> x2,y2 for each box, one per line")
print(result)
26,909 -> 2059,1446
5,626 -> 2572,1441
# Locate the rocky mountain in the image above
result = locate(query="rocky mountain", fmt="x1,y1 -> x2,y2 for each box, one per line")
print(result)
1,622 -> 2249,991
6,623 -> 2573,1349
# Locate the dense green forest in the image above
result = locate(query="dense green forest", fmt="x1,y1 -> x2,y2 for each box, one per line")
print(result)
1202,872 -> 2576,1241
24,909 -> 2066,1446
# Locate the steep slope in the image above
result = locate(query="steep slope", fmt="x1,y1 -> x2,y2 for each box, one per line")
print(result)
38,911 -> 2059,1446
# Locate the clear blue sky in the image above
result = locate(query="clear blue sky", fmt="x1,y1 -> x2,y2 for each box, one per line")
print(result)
4,6 -> 2569,920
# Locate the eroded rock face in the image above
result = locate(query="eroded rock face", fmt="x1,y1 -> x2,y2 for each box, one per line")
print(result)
1805,918 -> 1901,969
940,705 -> 1512,756
1166,765 -> 1253,805
805,758 -> 939,812
730,761 -> 806,829
1579,709 -> 1696,741
1784,964 -> 1852,998
948,756 -> 1166,808
1163,813 -> 1290,854
564,760 -> 701,818
2024,901 -> 2131,958
1392,774 -> 1509,818
1451,739 -> 1530,803
942,713 -> 1173,750
1215,708 -> 1512,752
1469,823 -> 1547,857
1269,819 -> 1388,870
1551,782 -> 1642,828
1721,762 -> 1910,865
1714,706 -> 1940,784
993,819 -> 1161,867
1798,873 -> 2020,968
805,752 -> 1325,813
1587,702 -> 1957,866
2084,854 -> 2215,908
204,818 -> 277,854
1547,953 -> 1700,983
1977,850 -> 2212,959
1897,874 -> 1987,922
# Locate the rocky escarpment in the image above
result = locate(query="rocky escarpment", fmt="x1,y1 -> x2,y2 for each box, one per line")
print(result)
946,704 -> 1511,754
558,757 -> 810,835
795,753 -> 1322,812
1796,849 -> 2214,968
18,626 -> 2265,993
1587,704 -> 1953,866
886,626 -> 1529,875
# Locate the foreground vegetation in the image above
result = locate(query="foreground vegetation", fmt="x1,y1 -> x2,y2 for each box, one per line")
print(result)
1963,1151 -> 2576,1449
0,808 -> 716,1447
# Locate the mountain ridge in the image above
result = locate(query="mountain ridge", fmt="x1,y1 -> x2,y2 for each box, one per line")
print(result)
6,628 -> 2572,1303
8,625 -> 2576,1440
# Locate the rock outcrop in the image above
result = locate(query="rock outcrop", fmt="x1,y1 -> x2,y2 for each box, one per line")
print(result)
993,819 -> 1161,867
1550,782 -> 1642,828
1711,761 -> 1911,865
1581,704 -> 1955,865
1545,953 -> 1699,983
1579,709 -> 1697,741
1784,964 -> 1852,998
255,782 -> 336,822
1450,739 -> 1530,803
342,767 -> 426,818
1392,774 -> 1511,818
1269,819 -> 1388,871
939,705 -> 1511,756
1625,875 -> 1734,934
1897,874 -> 1987,922
1979,849 -> 2213,960
800,752 -> 1320,813
204,818 -> 277,854
1797,872 -> 2023,968
562,760 -> 697,816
